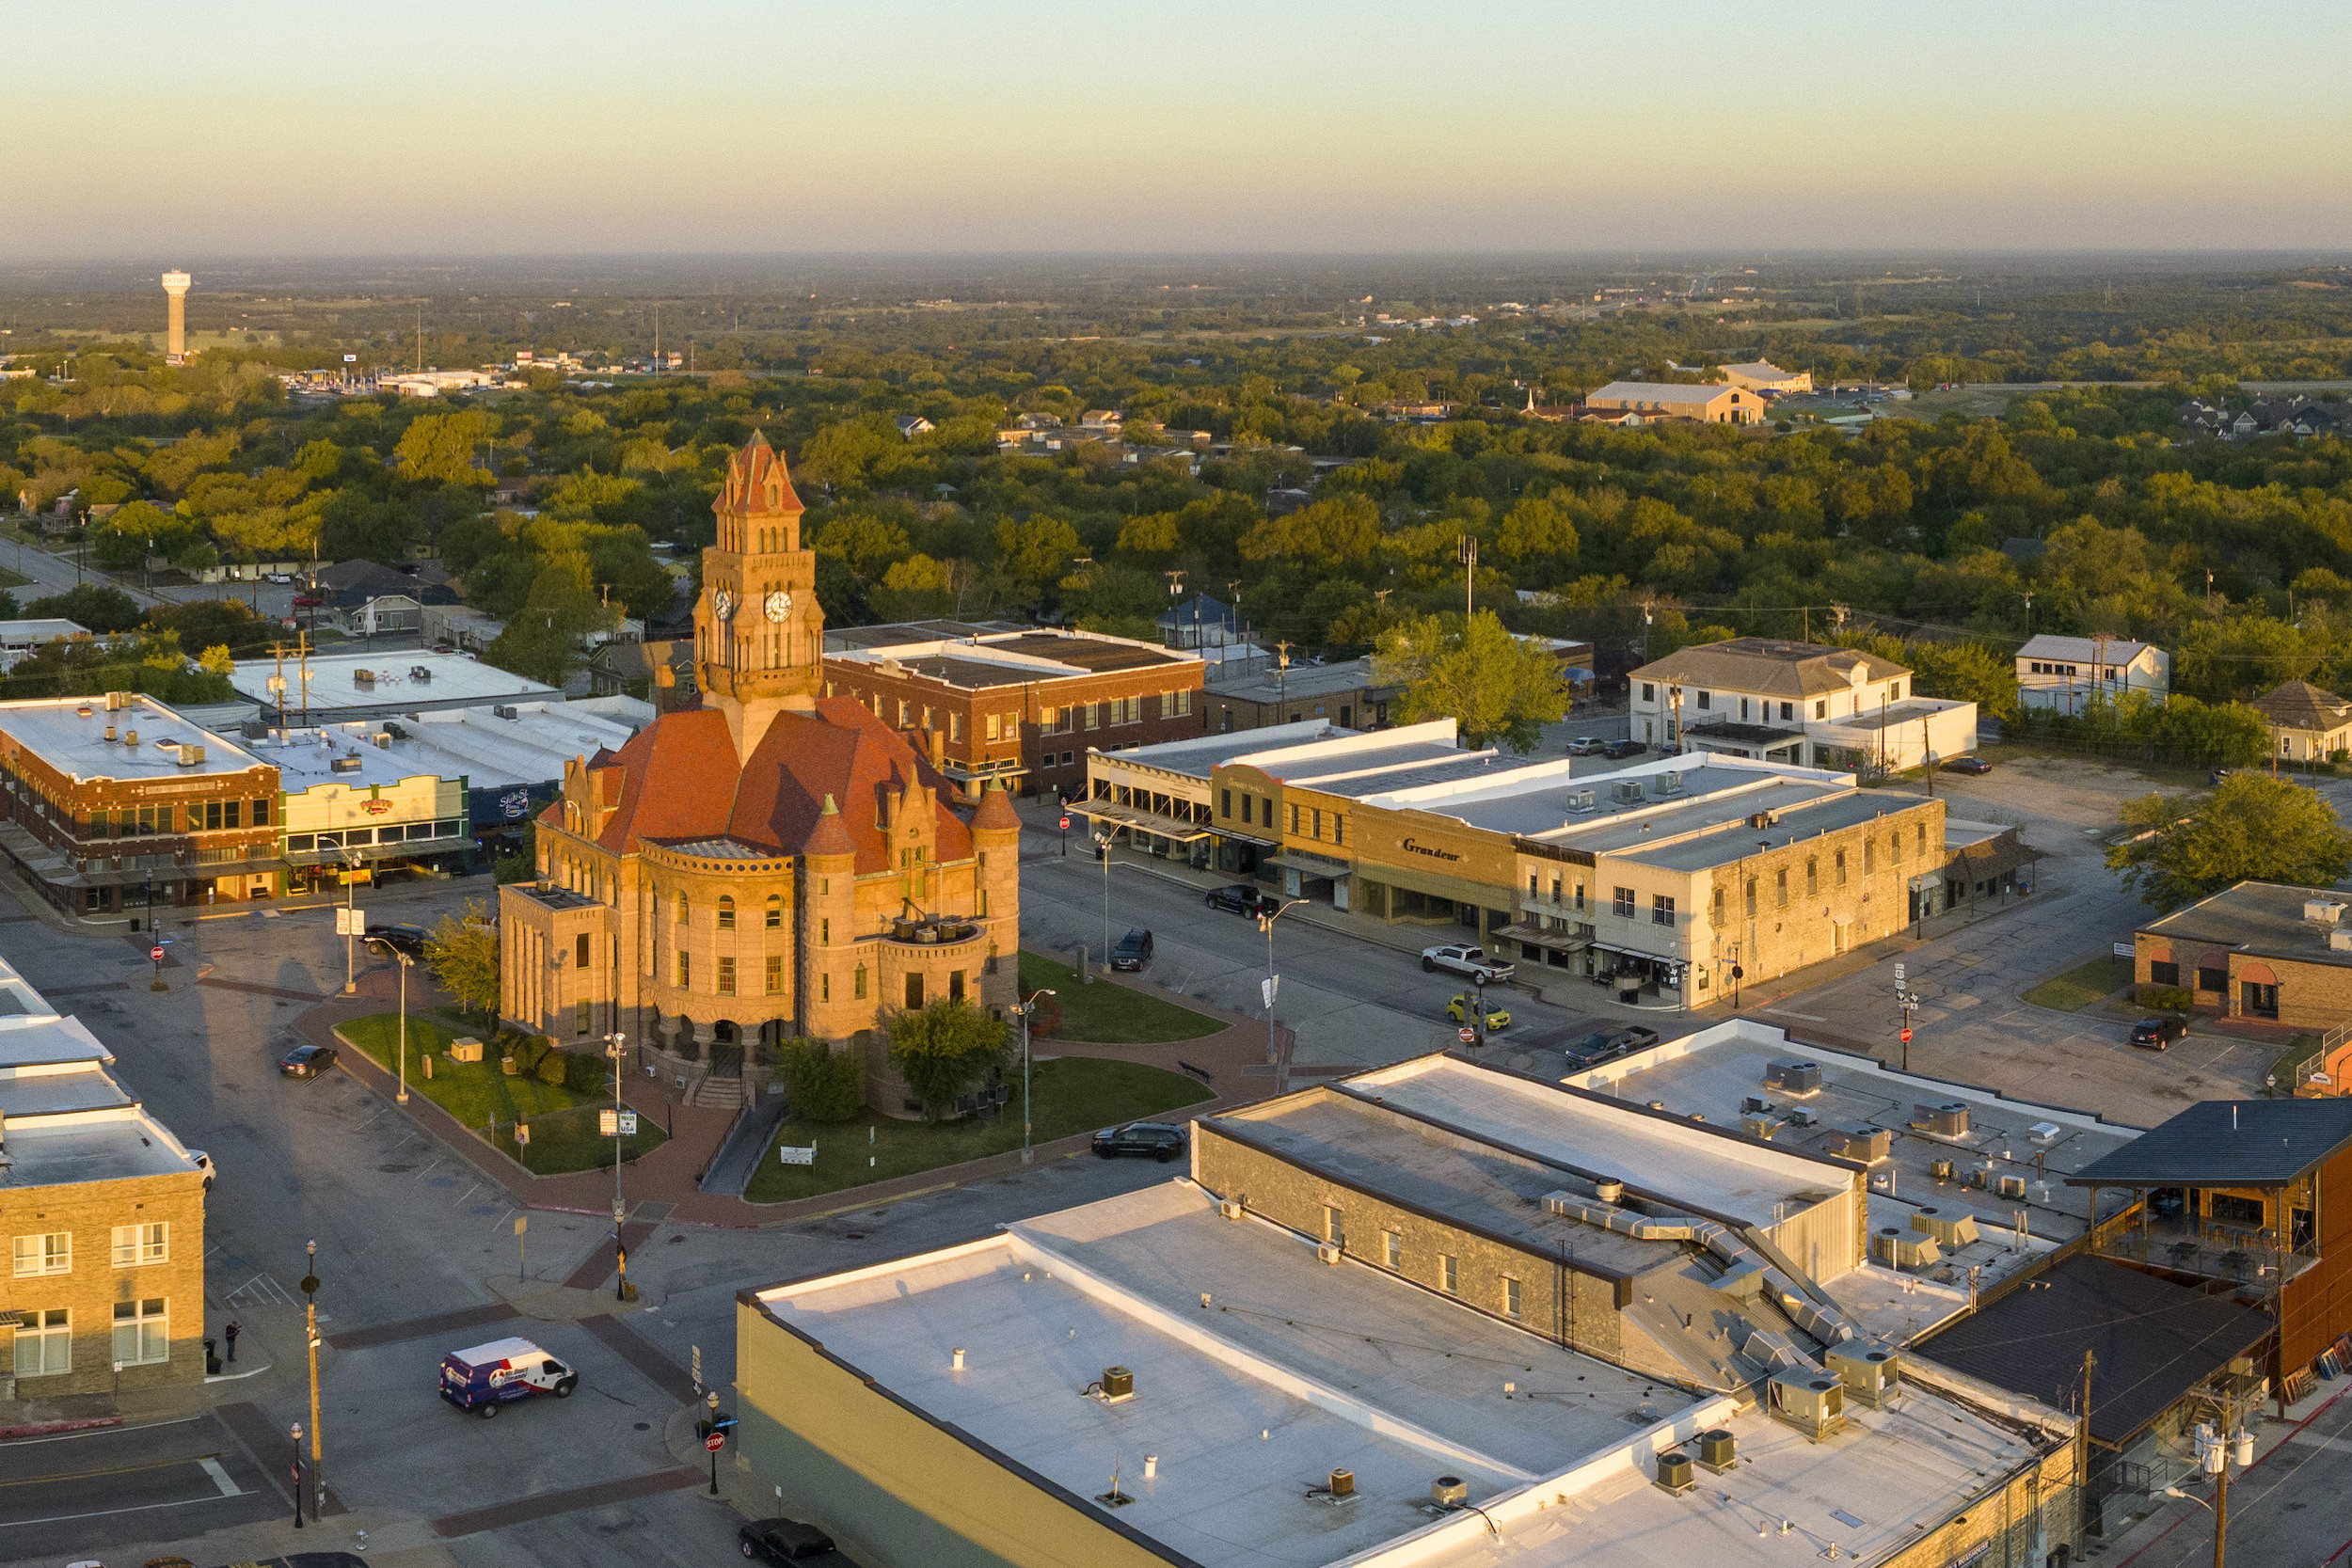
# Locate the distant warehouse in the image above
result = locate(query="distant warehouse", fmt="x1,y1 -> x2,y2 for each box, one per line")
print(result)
1582,381 -> 1770,425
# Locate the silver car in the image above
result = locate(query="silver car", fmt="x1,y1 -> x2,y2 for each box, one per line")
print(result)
1421,942 -> 1515,982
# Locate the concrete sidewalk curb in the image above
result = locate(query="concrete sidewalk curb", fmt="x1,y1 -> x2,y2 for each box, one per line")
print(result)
0,1415 -> 120,1439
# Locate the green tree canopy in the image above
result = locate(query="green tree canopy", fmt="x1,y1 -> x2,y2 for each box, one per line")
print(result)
2107,773 -> 2352,911
1374,610 -> 1569,753
885,999 -> 1008,1119
425,900 -> 501,1022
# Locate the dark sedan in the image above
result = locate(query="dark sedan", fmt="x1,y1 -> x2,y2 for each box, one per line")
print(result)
1601,738 -> 1646,760
2130,1016 -> 2187,1051
1205,884 -> 1271,916
739,1517 -> 854,1564
1942,756 -> 1994,776
1561,1026 -> 1662,1068
278,1043 -> 338,1079
1092,1121 -> 1188,1161
1110,928 -> 1154,972
364,922 -> 430,958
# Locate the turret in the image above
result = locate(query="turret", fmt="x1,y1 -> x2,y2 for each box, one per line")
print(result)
970,783 -> 1022,1008
802,793 -> 859,1038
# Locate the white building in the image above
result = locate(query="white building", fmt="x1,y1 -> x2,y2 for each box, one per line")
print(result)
1630,638 -> 1977,773
2014,634 -> 2169,713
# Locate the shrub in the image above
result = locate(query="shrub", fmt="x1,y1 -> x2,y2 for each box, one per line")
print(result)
535,1048 -> 569,1085
783,1038 -> 862,1122
564,1050 -> 608,1094
886,1001 -> 1009,1119
508,1037 -> 548,1076
2138,984 -> 2194,1012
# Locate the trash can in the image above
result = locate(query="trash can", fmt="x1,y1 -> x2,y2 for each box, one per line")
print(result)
204,1338 -> 220,1375
1618,987 -> 1641,1006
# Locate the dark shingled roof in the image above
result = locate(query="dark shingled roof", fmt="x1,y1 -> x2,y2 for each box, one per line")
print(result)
2067,1099 -> 2352,1188
1919,1256 -> 2272,1447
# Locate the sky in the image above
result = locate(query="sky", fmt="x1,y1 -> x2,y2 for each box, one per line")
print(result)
9,0 -> 2351,261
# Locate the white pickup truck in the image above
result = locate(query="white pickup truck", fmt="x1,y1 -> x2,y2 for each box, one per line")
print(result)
1421,942 -> 1515,982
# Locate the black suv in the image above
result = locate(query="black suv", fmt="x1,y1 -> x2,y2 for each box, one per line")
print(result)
2130,1016 -> 2187,1051
1602,738 -> 1646,760
1093,1121 -> 1188,1161
1110,929 -> 1154,971
364,922 -> 430,958
739,1517 -> 854,1564
1206,884 -> 1270,916
1561,1025 -> 1661,1068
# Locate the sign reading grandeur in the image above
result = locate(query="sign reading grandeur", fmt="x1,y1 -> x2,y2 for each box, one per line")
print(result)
1399,837 -> 1462,862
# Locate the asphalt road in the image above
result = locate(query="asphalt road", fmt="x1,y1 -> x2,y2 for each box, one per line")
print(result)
2118,1388 -> 2352,1567
0,1415 -> 283,1559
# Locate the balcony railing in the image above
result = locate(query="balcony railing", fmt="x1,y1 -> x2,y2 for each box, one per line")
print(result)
2096,1214 -> 2318,1290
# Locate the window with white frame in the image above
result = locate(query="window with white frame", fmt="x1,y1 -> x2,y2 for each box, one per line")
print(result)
112,1223 -> 167,1268
1503,1276 -> 1522,1319
13,1308 -> 68,1377
1382,1230 -> 1401,1269
13,1232 -> 69,1277
113,1298 -> 168,1366
1439,1254 -> 1458,1294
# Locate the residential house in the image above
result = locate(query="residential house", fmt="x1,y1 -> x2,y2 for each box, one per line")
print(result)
2015,633 -> 2170,713
1157,593 -> 1238,650
313,559 -> 460,638
892,415 -> 934,439
1629,638 -> 1977,772
2252,679 -> 2352,763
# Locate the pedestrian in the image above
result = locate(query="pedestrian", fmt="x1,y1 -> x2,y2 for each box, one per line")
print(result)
224,1320 -> 240,1363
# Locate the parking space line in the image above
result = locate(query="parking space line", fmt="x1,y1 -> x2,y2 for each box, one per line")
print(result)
199,1456 -> 240,1497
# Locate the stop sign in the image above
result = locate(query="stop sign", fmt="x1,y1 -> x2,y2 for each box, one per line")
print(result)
1458,1027 -> 1477,1044
1059,816 -> 1070,831
1900,1027 -> 1913,1043
705,1432 -> 725,1451
150,946 -> 164,961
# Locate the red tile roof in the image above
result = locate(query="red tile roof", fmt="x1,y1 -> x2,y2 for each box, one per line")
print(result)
723,430 -> 804,516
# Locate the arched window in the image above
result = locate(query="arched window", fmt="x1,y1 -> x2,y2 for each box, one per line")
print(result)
766,895 -> 782,930
853,963 -> 868,1000
675,892 -> 689,925
717,895 -> 736,931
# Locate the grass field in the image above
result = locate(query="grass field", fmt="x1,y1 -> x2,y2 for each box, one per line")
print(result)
744,1055 -> 1212,1204
2021,954 -> 2134,1012
336,1012 -> 667,1175
1017,951 -> 1222,1045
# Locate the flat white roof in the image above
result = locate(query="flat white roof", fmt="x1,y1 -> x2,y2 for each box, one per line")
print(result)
228,651 -> 558,714
0,695 -> 269,782
262,726 -> 464,794
0,619 -> 91,646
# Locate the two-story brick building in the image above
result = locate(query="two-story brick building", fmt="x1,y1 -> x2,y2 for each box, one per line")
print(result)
0,693 -> 280,919
2133,880 -> 2352,1027
822,622 -> 1203,801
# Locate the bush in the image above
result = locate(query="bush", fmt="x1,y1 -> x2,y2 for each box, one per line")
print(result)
886,1001 -> 1009,1119
536,1049 -> 569,1085
564,1050 -> 608,1094
2138,984 -> 2195,1012
783,1038 -> 863,1122
508,1037 -> 548,1076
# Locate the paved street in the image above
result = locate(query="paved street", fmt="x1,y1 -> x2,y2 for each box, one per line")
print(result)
2114,1388 -> 2352,1567
0,1416 -> 284,1560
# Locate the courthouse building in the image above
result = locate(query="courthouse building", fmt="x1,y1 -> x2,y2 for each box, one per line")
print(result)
499,436 -> 1019,1105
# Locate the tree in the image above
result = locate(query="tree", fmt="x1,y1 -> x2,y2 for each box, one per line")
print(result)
885,999 -> 1008,1119
2107,773 -> 2352,911
425,899 -> 502,1023
26,582 -> 142,633
394,410 -> 490,488
1374,610 -> 1569,753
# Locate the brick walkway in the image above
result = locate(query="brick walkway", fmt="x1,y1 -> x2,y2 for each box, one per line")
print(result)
298,967 -> 1292,1252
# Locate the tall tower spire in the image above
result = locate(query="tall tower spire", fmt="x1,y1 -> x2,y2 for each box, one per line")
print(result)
696,431 -> 825,759
161,271 -> 192,365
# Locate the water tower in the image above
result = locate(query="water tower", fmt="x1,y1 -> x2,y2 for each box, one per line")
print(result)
161,271 -> 192,363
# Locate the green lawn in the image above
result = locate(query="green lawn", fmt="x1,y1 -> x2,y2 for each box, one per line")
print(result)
336,1012 -> 668,1175
1017,951 -> 1222,1045
2020,954 -> 2134,1012
743,1056 -> 1212,1204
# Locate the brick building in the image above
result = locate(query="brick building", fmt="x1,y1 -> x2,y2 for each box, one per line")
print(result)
822,622 -> 1202,801
501,435 -> 1020,1114
0,957 -> 209,1398
0,693 -> 280,918
2134,880 -> 2352,1027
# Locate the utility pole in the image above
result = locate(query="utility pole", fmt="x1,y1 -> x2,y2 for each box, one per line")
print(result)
301,1240 -> 324,1523
1259,899 -> 1304,1078
1458,533 -> 1477,624
1016,988 -> 1055,1163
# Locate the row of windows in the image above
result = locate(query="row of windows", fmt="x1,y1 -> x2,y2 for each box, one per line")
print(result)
286,820 -> 459,852
1604,887 -> 1677,926
72,799 -> 274,837
675,952 -> 790,996
12,1299 -> 169,1377
1325,1210 -> 1521,1319
675,893 -> 787,929
13,1225 -> 168,1276
1636,682 -> 1911,720
2148,960 -> 2230,992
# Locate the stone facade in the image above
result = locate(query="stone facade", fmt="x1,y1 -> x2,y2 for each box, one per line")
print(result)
0,1165 -> 207,1398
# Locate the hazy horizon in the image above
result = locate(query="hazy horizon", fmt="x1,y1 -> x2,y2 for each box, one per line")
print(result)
14,0 -> 2352,264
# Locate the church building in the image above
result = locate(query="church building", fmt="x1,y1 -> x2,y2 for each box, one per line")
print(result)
498,433 -> 1021,1107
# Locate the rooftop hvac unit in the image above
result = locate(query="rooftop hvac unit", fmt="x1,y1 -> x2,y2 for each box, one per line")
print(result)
1742,1095 -> 1774,1115
1784,1107 -> 1819,1129
1966,1165 -> 1992,1190
410,665 -> 433,682
1869,1227 -> 1942,1271
1094,1366 -> 1134,1402
2332,929 -> 2352,955
1913,1102 -> 1971,1138
2028,1121 -> 2063,1144
353,669 -> 375,688
1654,1450 -> 1696,1496
1764,1060 -> 1823,1097
1912,1207 -> 1979,1248
1834,1127 -> 1891,1164
383,721 -> 408,740
1430,1476 -> 1468,1510
494,705 -> 519,721
105,690 -> 128,711
1694,1428 -> 1739,1474
1997,1173 -> 2029,1199
1327,1468 -> 1355,1500
1315,1242 -> 1343,1265
1741,1114 -> 1783,1141
2306,900 -> 2344,925
372,733 -> 390,748
1767,1367 -> 1847,1442
1929,1159 -> 1955,1180
330,756 -> 362,772
1216,1197 -> 1245,1221
176,744 -> 202,768
1565,789 -> 1597,814
1658,770 -> 1684,794
1825,1341 -> 1902,1409
1612,780 -> 1645,802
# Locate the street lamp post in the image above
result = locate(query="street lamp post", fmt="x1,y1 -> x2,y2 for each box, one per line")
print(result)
395,952 -> 412,1103
1093,831 -> 1115,974
1015,989 -> 1057,1164
707,1390 -> 723,1496
608,1029 -> 628,1299
1256,898 -> 1307,1071
341,846 -> 360,994
300,1240 -> 323,1523
289,1421 -> 304,1529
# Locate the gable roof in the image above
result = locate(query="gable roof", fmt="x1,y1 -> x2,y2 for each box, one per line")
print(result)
2067,1098 -> 2352,1188
2017,634 -> 2158,666
2252,678 -> 2352,732
1629,637 -> 1908,698
1583,381 -> 1745,407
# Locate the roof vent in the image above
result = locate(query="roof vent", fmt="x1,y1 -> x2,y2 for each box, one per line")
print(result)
1430,1476 -> 1468,1510
76,705 -> 94,719
1912,1101 -> 1971,1138
1654,1450 -> 1696,1496
123,729 -> 138,748
103,724 -> 117,743
1592,1177 -> 1625,1204
177,743 -> 202,768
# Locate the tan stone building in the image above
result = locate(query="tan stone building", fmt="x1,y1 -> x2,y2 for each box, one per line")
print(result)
1582,380 -> 1770,424
500,434 -> 1020,1111
0,960 -> 208,1399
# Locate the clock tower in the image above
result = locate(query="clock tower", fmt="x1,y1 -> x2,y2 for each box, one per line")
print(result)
696,431 -> 826,759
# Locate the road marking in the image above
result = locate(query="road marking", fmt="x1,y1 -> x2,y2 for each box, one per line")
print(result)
1756,1007 -> 1827,1022
199,1456 -> 241,1497
2289,1432 -> 2352,1453
0,1490 -> 252,1532
0,1415 -> 207,1448
225,1273 -> 296,1307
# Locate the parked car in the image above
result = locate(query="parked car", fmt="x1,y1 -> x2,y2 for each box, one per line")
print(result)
1447,992 -> 1511,1032
438,1336 -> 578,1417
1602,739 -> 1646,760
1110,928 -> 1155,972
278,1042 -> 338,1079
739,1517 -> 855,1565
1421,942 -> 1515,982
264,572 -> 294,584
1566,736 -> 1606,755
1943,756 -> 1994,776
364,922 -> 430,958
188,1148 -> 215,1191
1561,1025 -> 1662,1068
1092,1121 -> 1188,1162
292,594 -> 325,609
1205,883 -> 1272,916
2130,1016 -> 2187,1051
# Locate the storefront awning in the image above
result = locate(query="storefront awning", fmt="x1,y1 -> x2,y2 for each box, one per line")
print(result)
1270,848 -> 1353,879
1498,921 -> 1589,952
1068,802 -> 1216,844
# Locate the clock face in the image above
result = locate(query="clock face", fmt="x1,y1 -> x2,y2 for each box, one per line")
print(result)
764,590 -> 792,624
712,589 -> 736,622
